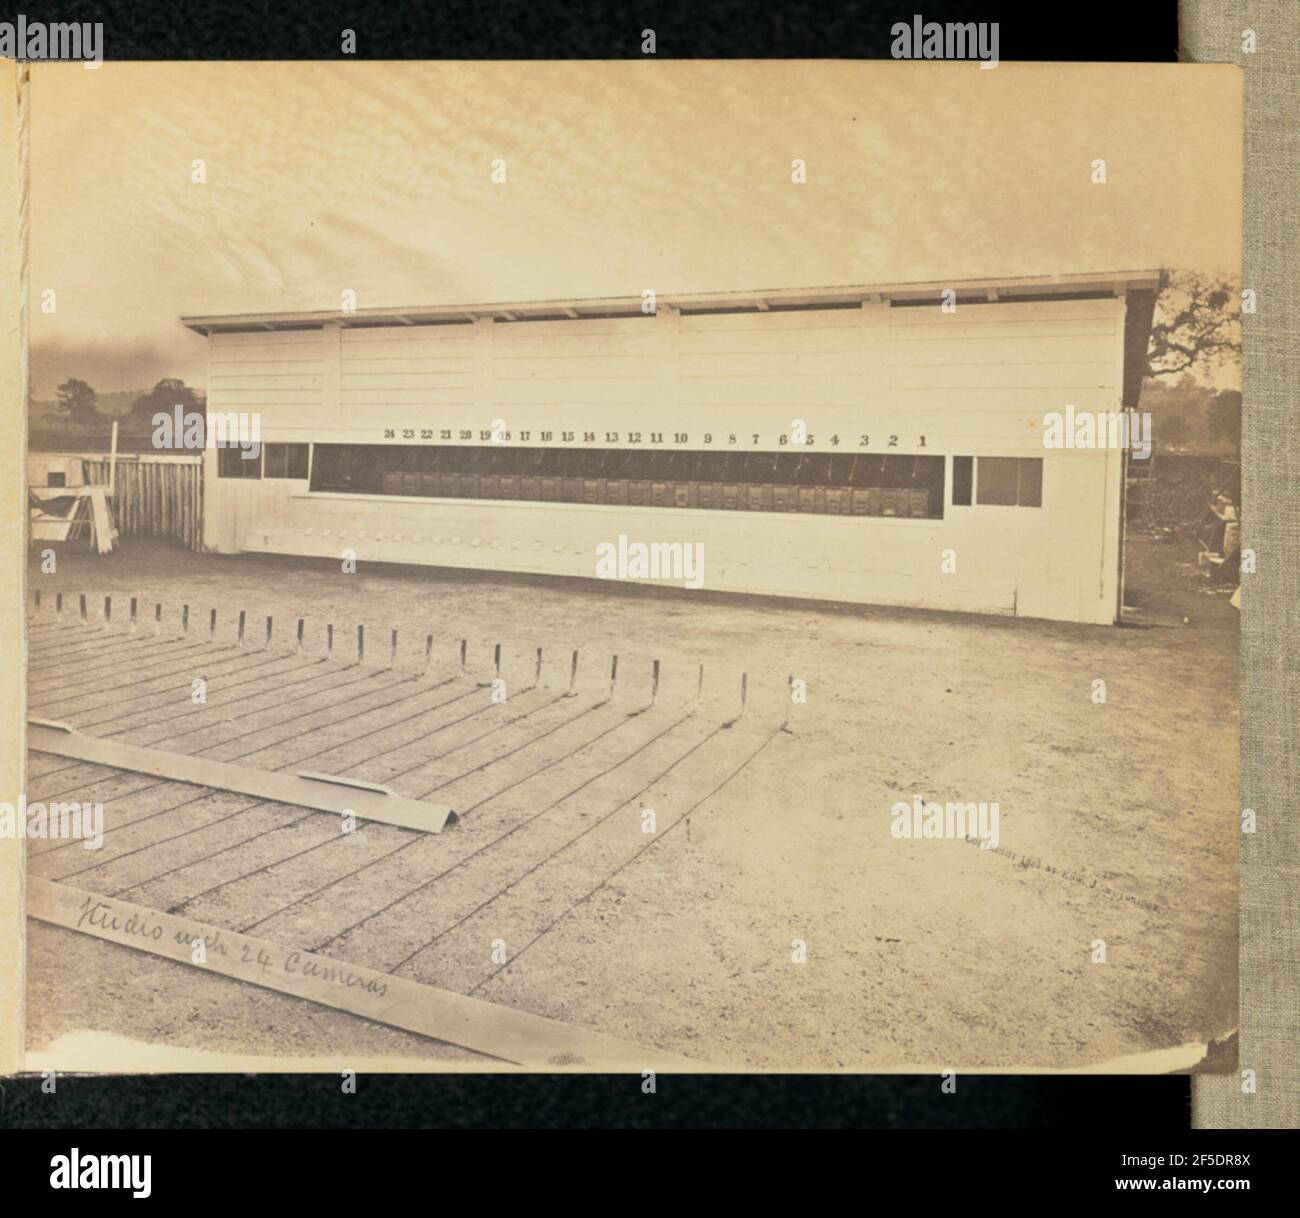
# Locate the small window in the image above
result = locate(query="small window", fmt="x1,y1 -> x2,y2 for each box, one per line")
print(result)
264,442 -> 310,479
218,445 -> 263,479
47,471 -> 67,488
952,456 -> 973,505
976,457 -> 1042,507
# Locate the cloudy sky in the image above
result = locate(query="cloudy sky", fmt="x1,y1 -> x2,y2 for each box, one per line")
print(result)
29,60 -> 1241,399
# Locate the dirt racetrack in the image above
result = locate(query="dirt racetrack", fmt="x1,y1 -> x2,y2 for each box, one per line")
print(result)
23,533 -> 1238,1071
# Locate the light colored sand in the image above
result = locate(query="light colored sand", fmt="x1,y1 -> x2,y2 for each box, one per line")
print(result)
23,535 -> 1238,1071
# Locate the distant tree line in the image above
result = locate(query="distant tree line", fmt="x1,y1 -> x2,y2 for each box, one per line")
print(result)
1140,378 -> 1241,455
46,377 -> 205,435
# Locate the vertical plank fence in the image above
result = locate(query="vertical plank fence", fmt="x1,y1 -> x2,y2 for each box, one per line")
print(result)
83,455 -> 204,550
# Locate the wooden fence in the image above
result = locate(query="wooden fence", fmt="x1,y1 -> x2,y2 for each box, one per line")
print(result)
82,455 -> 204,550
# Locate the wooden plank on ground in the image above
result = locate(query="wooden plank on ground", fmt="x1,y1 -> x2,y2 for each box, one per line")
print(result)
28,721 -> 456,834
28,878 -> 696,1070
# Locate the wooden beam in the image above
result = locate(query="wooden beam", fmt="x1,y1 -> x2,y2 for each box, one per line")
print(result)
28,720 -> 456,833
179,271 -> 1164,333
27,878 -> 698,1070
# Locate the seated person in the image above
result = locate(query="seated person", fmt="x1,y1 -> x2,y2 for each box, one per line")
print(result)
1199,494 -> 1236,555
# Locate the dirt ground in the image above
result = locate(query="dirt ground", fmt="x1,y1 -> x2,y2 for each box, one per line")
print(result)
22,531 -> 1239,1071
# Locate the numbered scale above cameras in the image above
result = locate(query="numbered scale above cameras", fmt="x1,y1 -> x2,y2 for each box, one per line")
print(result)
372,421 -> 937,520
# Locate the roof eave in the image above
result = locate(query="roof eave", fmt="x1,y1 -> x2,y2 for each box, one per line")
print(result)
181,270 -> 1163,335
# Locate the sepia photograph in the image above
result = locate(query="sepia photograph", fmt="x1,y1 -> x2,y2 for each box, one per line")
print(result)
14,57 -> 1242,1074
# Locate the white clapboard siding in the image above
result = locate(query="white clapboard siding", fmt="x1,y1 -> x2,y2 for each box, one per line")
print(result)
209,330 -> 324,417
339,324 -> 474,411
200,293 -> 1131,624
202,298 -> 1122,449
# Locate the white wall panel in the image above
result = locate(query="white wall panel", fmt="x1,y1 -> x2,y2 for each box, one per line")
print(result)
201,293 -> 1131,623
